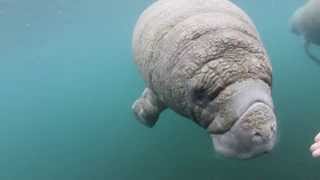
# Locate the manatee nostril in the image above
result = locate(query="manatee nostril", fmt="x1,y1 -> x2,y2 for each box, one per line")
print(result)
252,131 -> 264,143
253,131 -> 262,137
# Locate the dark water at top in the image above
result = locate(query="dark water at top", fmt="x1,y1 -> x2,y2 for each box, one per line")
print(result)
0,0 -> 320,179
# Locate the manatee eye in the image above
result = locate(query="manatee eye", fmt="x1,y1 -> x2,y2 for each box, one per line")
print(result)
191,88 -> 212,107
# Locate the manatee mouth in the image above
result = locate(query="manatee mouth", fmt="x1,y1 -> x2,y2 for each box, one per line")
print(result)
203,79 -> 277,159
211,102 -> 277,159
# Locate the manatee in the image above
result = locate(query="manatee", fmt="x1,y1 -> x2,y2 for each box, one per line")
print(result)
132,0 -> 277,159
290,0 -> 320,63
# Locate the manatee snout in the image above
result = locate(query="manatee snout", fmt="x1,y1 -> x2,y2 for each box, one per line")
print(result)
212,102 -> 277,159
197,79 -> 277,159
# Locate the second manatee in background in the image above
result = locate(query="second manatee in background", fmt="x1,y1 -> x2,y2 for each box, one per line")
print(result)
290,0 -> 320,63
132,0 -> 278,159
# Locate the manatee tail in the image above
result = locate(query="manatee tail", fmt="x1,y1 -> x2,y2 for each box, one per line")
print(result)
304,41 -> 320,65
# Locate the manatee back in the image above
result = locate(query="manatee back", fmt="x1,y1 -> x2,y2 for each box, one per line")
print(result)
132,0 -> 272,117
132,0 -> 257,83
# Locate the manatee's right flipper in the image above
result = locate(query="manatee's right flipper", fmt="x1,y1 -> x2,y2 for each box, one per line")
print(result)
304,40 -> 320,65
132,88 -> 166,128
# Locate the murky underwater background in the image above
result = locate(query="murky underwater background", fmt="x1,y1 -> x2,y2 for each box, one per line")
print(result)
1,0 -> 320,179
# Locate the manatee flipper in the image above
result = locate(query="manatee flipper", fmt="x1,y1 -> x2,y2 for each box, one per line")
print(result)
304,40 -> 320,65
132,88 -> 166,127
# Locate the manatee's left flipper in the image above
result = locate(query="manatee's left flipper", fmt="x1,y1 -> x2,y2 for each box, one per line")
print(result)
304,40 -> 320,65
132,88 -> 166,128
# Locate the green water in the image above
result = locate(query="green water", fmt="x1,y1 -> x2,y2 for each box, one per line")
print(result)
1,0 -> 320,179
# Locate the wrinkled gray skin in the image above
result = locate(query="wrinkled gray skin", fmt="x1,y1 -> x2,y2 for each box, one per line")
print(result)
132,0 -> 277,159
290,0 -> 320,63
